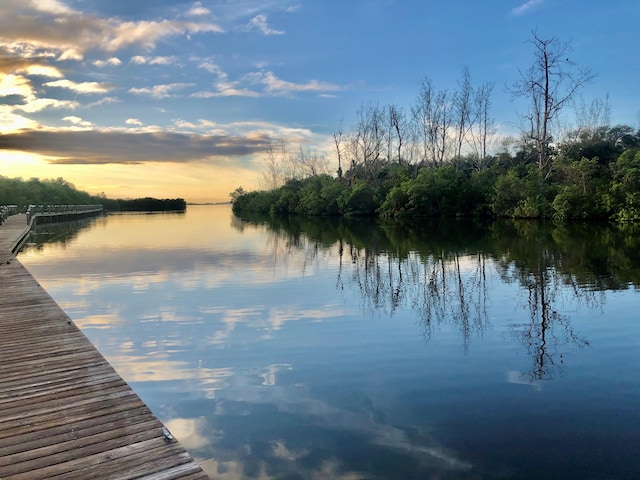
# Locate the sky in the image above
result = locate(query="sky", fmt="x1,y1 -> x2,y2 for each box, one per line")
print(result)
0,0 -> 638,203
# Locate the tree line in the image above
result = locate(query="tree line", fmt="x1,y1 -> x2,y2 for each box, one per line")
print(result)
232,33 -> 640,222
0,176 -> 186,212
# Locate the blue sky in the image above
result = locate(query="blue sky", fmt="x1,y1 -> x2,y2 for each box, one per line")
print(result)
0,0 -> 638,202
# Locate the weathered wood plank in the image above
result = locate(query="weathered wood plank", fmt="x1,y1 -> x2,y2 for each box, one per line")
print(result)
0,214 -> 210,479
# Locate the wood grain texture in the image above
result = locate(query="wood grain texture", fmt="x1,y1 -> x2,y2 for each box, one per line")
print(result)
0,214 -> 209,479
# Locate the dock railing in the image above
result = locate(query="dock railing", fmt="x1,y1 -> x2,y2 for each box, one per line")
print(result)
0,205 -> 18,224
26,204 -> 104,226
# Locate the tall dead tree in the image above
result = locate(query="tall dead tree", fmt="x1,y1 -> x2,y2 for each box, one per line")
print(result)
453,67 -> 473,160
471,81 -> 495,169
413,77 -> 452,167
509,32 -> 595,179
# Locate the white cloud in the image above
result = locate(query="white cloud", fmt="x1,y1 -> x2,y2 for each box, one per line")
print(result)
244,14 -> 284,36
187,2 -> 211,17
511,0 -> 543,16
129,83 -> 194,99
260,71 -> 342,95
194,63 -> 342,98
0,3 -> 223,60
63,115 -> 92,127
0,72 -> 81,113
129,55 -> 177,65
149,56 -> 177,65
44,79 -> 114,94
191,87 -> 261,98
30,0 -> 78,15
130,55 -> 147,65
17,97 -> 79,113
126,118 -> 143,126
93,57 -> 122,68
22,64 -> 63,78
86,96 -> 120,108
198,60 -> 224,75
0,73 -> 34,98
0,109 -> 41,133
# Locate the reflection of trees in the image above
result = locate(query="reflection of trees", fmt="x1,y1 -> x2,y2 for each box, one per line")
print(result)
493,221 -> 605,380
21,216 -> 104,251
501,254 -> 593,380
232,213 -> 640,379
342,246 -> 490,351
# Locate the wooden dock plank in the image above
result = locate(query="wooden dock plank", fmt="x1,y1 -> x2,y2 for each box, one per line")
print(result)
0,214 -> 209,479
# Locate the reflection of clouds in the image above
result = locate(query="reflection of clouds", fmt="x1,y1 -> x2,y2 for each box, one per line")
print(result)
196,456 -> 365,480
200,305 -> 347,347
72,276 -> 103,296
74,313 -> 123,330
57,298 -> 88,310
201,306 -> 263,346
271,440 -> 307,460
214,371 -> 472,474
108,354 -> 233,390
260,364 -> 292,386
506,370 -> 542,391
267,304 -> 344,331
165,417 -> 210,450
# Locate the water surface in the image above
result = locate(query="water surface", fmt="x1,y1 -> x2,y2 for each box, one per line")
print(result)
19,205 -> 640,479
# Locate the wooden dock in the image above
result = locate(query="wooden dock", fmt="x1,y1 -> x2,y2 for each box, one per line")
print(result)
0,214 -> 210,479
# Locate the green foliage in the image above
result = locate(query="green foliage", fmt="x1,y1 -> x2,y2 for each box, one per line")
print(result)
231,124 -> 640,222
0,176 -> 186,213
337,180 -> 376,216
609,148 -> 640,221
0,176 -> 99,209
111,197 -> 186,211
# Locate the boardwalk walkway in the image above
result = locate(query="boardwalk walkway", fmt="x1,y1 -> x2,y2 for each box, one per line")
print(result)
0,214 -> 209,479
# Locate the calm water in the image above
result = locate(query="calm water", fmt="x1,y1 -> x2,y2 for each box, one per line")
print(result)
18,205 -> 640,479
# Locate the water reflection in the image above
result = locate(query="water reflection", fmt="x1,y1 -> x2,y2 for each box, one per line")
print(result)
233,214 -> 637,381
18,207 -> 640,479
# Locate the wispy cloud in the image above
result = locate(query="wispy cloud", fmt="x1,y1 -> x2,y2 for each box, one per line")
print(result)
63,115 -> 92,127
0,57 -> 63,78
31,0 -> 78,16
44,79 -> 114,94
511,0 -> 543,16
16,97 -> 79,113
0,71 -> 80,113
129,55 -> 178,65
170,119 -> 316,145
244,15 -> 284,35
93,57 -> 122,68
186,2 -> 211,17
260,71 -> 342,95
129,83 -> 194,99
193,63 -> 342,98
0,2 -> 223,60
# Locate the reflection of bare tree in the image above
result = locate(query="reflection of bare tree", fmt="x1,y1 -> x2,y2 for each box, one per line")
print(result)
232,214 -> 615,379
500,252 -> 593,381
341,247 -> 491,351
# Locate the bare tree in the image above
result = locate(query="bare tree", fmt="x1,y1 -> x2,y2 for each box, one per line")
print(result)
509,32 -> 595,179
413,77 -> 453,166
453,67 -> 473,160
261,141 -> 287,190
349,101 -> 387,182
333,120 -> 344,179
573,94 -> 611,142
387,103 -> 408,164
293,145 -> 330,177
470,81 -> 496,169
